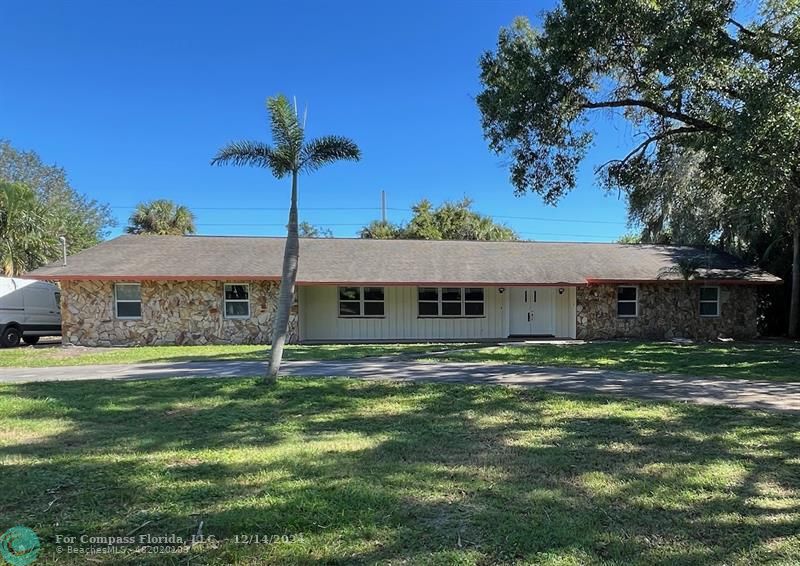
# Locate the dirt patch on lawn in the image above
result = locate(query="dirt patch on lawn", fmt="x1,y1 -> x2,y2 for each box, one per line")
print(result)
47,346 -> 106,359
26,342 -> 109,360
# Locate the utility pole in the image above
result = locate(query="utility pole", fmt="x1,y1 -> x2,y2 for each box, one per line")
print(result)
59,236 -> 67,266
381,190 -> 387,223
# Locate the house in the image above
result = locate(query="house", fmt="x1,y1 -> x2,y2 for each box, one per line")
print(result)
26,235 -> 781,346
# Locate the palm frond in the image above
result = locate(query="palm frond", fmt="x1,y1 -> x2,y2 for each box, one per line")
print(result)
173,206 -> 196,235
301,136 -> 361,172
210,140 -> 292,178
0,181 -> 59,274
266,95 -> 304,153
125,199 -> 197,235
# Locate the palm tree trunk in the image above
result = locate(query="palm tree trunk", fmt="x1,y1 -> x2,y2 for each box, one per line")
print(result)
790,225 -> 800,338
267,170 -> 300,380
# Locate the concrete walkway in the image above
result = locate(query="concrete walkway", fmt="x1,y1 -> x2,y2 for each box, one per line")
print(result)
0,359 -> 798,413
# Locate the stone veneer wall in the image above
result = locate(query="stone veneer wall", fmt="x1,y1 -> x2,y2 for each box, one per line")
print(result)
60,280 -> 298,346
576,284 -> 759,340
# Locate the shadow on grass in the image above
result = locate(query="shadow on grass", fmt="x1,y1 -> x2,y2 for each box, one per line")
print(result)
432,340 -> 800,382
0,377 -> 798,564
55,343 -> 483,366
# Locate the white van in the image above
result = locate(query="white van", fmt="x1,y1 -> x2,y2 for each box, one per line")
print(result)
0,277 -> 62,347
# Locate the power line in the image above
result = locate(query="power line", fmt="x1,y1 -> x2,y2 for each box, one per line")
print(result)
196,223 -> 367,227
114,205 -> 627,226
112,206 -> 383,211
518,232 -> 616,239
193,225 -> 617,239
386,207 -> 625,225
492,215 -> 624,225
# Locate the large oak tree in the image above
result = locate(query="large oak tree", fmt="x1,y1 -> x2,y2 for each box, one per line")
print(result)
478,0 -> 799,335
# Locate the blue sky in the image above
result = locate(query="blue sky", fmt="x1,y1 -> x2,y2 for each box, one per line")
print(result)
3,0 -> 639,241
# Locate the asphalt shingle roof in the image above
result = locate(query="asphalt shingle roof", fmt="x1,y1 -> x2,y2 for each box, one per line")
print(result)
26,235 -> 781,285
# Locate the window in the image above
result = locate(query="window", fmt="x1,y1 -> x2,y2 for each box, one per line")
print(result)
417,287 -> 485,317
441,288 -> 462,316
699,286 -> 720,317
115,283 -> 142,319
224,284 -> 250,319
418,287 -> 439,316
338,287 -> 385,317
617,286 -> 638,317
465,288 -> 485,316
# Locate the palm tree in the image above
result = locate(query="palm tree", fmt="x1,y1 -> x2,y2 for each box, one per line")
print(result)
211,95 -> 360,381
126,199 -> 196,235
0,181 -> 57,276
359,220 -> 402,239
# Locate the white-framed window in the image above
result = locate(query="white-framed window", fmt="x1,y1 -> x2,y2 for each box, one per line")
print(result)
699,286 -> 720,317
417,287 -> 485,317
338,287 -> 385,317
224,284 -> 250,319
115,283 -> 142,319
617,286 -> 638,318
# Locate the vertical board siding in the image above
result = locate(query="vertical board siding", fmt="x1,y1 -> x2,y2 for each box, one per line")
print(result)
299,285 -> 577,342
300,286 -> 507,341
554,286 -> 577,339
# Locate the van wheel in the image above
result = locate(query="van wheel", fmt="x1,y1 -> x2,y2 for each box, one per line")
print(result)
0,326 -> 22,348
22,336 -> 40,346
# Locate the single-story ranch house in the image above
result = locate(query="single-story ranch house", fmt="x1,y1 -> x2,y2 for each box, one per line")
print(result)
28,235 -> 780,346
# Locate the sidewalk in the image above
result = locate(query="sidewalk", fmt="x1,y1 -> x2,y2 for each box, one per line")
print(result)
0,359 -> 797,412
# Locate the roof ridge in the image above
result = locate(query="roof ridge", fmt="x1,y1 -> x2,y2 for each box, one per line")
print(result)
156,234 -> 713,248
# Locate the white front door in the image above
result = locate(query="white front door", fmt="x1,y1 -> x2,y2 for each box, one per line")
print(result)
508,287 -> 556,336
509,287 -> 531,335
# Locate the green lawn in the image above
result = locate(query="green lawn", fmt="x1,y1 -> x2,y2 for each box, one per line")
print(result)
1,377 -> 798,565
0,342 -> 455,368
428,341 -> 800,382
2,340 -> 799,382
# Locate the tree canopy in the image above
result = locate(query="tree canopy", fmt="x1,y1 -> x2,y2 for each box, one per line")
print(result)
126,199 -> 197,235
478,0 -> 800,334
359,198 -> 518,241
0,140 -> 114,253
298,221 -> 333,238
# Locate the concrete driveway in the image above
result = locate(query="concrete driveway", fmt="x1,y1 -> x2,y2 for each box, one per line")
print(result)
1,359 -> 798,413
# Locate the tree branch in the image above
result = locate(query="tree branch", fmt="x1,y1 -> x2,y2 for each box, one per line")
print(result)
728,18 -> 757,37
728,18 -> 794,43
581,99 -> 723,132
594,126 -> 702,172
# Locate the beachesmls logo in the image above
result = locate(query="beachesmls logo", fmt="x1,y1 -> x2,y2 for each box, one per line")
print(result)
0,527 -> 40,565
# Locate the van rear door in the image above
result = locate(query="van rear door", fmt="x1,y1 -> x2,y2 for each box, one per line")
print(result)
0,279 -> 24,322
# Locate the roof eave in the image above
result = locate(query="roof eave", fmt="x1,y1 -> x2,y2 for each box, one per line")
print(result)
26,274 -> 590,286
586,277 -> 783,285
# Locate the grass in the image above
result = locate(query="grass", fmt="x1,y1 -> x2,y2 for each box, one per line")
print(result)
0,342 -> 455,368
427,341 -> 800,382
1,340 -> 799,382
1,377 -> 799,565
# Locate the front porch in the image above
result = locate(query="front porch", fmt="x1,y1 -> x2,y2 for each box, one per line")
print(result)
297,285 -> 578,343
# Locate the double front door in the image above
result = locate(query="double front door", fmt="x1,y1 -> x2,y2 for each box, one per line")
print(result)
509,287 -> 556,336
